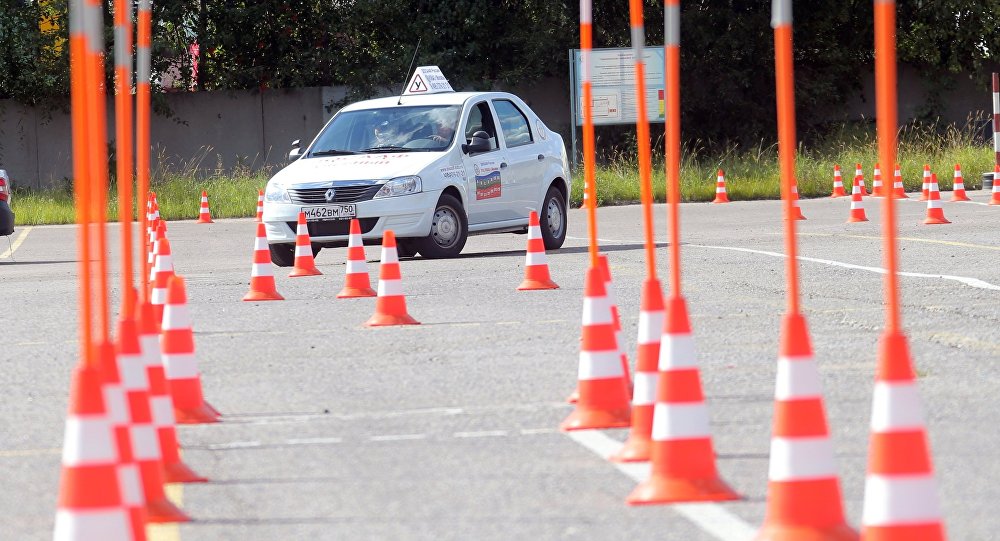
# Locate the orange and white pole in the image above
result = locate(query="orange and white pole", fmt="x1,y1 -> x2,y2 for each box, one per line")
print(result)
69,0 -> 93,367
85,0 -> 111,346
579,0 -> 599,270
136,0 -> 152,297
114,0 -> 135,316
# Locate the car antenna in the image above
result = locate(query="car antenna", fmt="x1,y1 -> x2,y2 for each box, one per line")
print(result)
398,38 -> 422,105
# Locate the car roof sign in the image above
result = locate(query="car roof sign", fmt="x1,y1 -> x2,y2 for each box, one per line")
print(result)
403,66 -> 454,96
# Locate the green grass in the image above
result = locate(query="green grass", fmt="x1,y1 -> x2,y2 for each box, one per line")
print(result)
10,121 -> 994,225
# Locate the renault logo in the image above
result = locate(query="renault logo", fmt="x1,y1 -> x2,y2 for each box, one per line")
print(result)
324,188 -> 336,202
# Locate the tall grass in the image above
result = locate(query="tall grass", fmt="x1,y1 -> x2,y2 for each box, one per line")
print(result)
570,117 -> 993,206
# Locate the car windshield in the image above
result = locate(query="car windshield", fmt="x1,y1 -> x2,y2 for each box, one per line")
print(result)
309,105 -> 462,156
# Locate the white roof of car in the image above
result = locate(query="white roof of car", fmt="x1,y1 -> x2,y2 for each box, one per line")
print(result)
340,91 -> 512,112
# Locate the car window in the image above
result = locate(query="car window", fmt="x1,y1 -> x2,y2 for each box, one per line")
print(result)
309,105 -> 461,154
492,99 -> 533,148
463,102 -> 499,152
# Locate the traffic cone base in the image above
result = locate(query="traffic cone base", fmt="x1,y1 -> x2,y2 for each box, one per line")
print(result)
609,405 -> 652,462
365,312 -> 421,326
142,459 -> 190,522
559,406 -> 631,431
289,266 -> 322,277
756,524 -> 859,541
173,399 -> 221,424
518,278 -> 559,290
565,389 -> 579,404
337,285 -> 377,298
243,284 -> 285,301
860,524 -> 945,541
161,455 -> 207,484
627,473 -> 740,505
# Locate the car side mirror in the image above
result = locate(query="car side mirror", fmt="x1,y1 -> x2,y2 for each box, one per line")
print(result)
462,131 -> 491,154
288,139 -> 302,162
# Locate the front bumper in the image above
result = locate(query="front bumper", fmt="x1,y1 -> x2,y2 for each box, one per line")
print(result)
263,190 -> 439,245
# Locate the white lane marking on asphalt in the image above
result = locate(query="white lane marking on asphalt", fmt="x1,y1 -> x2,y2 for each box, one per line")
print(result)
566,430 -> 756,541
205,440 -> 262,450
567,236 -> 1000,292
0,226 -> 32,259
285,437 -> 343,445
370,434 -> 427,442
454,430 -> 508,438
520,428 -> 558,435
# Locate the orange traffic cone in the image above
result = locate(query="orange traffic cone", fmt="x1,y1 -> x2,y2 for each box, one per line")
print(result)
830,165 -> 847,197
713,169 -> 730,203
755,313 -> 857,540
243,222 -> 284,301
950,164 -> 971,202
53,362 -> 132,541
150,236 -> 175,322
97,341 -> 147,541
923,174 -> 950,225
847,176 -> 869,223
597,253 -> 630,388
560,265 -> 631,430
627,296 -> 739,504
146,221 -> 165,294
860,332 -> 946,540
337,219 -> 376,298
517,211 -> 559,290
365,230 -> 420,326
919,165 -> 931,201
138,300 -> 206,484
610,277 -> 664,462
196,191 -> 213,223
288,212 -> 322,277
855,163 -> 869,196
871,163 -> 884,197
892,164 -> 908,199
255,189 -> 264,222
162,275 -> 221,424
790,184 -> 805,220
990,165 -> 1000,205
116,316 -> 190,523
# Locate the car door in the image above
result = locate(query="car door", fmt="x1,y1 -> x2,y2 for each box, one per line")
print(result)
491,98 -> 542,221
460,100 -> 511,225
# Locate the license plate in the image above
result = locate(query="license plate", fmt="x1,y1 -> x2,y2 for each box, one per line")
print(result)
301,205 -> 356,221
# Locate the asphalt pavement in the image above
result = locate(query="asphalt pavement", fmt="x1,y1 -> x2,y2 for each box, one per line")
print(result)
2,191 -> 999,540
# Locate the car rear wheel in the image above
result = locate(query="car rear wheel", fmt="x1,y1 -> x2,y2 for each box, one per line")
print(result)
414,194 -> 467,259
540,186 -> 567,250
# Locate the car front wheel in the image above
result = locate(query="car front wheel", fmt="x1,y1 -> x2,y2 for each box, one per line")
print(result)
269,243 -> 320,267
540,186 -> 567,250
414,194 -> 468,259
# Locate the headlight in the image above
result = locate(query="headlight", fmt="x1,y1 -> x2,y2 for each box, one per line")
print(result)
374,175 -> 422,199
265,181 -> 290,203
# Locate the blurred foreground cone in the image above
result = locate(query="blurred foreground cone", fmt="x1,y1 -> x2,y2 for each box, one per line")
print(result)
138,301 -> 206,483
855,163 -> 869,196
255,189 -> 264,221
755,313 -> 857,540
162,276 -> 221,424
517,210 -> 559,290
244,222 -> 284,301
871,163 -> 884,197
919,165 -> 931,201
611,277 -> 664,462
830,165 -> 847,198
713,170 -> 730,203
627,296 -> 739,504
196,191 -> 213,224
365,230 -> 420,326
337,219 -> 376,298
950,164 -> 970,202
860,332 -> 946,540
117,317 -> 190,523
789,184 -> 805,220
990,165 -> 1000,205
289,212 -> 322,277
597,254 -> 631,388
847,177 -> 869,223
923,174 -> 950,225
560,265 -> 631,430
53,362 -> 132,541
150,236 -> 175,323
97,341 -> 147,541
892,165 -> 908,199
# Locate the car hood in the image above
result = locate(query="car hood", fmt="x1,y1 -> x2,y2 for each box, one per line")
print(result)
272,152 -> 446,186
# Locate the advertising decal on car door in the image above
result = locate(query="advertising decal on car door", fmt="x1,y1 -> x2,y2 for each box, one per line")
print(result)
474,160 -> 502,200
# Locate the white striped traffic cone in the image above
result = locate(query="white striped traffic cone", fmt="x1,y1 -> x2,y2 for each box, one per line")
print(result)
196,191 -> 213,223
255,189 -> 264,222
337,219 -> 376,298
848,176 -> 869,223
598,253 -> 631,389
162,275 -> 221,424
830,165 -> 847,197
150,237 -> 175,323
992,165 -> 1000,205
244,222 -> 284,301
923,174 -> 950,225
856,163 -> 869,195
790,184 -> 805,220
517,210 -> 559,290
872,163 -> 884,197
860,332 -> 946,540
289,212 -> 322,277
892,164 -> 907,199
950,164 -> 970,202
920,165 -> 931,201
365,230 -> 420,326
713,169 -> 730,203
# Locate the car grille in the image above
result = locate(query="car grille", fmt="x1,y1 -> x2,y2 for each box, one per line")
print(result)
286,217 -> 378,237
288,184 -> 381,204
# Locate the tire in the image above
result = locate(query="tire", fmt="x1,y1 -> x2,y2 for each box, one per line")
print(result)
539,186 -> 567,250
397,239 -> 418,258
269,243 -> 295,267
414,194 -> 468,259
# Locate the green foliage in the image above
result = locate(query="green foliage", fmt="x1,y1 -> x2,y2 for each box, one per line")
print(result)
0,0 -> 70,112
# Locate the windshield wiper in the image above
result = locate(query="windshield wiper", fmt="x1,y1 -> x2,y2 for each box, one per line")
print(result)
359,145 -> 416,153
310,149 -> 358,156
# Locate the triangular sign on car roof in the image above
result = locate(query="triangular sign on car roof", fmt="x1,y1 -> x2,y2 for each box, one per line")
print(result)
403,66 -> 454,95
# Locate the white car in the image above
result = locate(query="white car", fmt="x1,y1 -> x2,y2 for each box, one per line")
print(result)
262,69 -> 570,263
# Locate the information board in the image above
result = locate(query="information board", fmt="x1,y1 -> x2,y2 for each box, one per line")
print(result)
569,47 -> 666,127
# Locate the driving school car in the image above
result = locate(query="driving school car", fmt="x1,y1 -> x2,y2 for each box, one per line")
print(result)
262,66 -> 570,264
